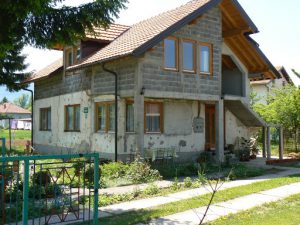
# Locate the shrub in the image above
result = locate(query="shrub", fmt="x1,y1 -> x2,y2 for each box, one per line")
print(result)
235,149 -> 250,161
101,162 -> 129,179
170,177 -> 180,191
183,177 -> 193,188
143,183 -> 159,195
126,160 -> 161,184
229,164 -> 264,180
32,171 -> 51,186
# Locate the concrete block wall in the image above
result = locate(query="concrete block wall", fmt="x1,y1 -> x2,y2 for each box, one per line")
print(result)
141,6 -> 222,97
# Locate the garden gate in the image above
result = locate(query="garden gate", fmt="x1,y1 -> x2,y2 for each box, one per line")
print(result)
0,152 -> 99,225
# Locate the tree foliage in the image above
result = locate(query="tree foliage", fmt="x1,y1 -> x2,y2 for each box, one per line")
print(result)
13,93 -> 31,110
0,97 -> 8,104
0,0 -> 127,91
253,85 -> 300,150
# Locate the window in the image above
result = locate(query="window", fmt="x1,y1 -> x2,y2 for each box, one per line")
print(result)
65,105 -> 80,132
76,47 -> 81,61
40,107 -> 51,131
182,40 -> 195,72
199,43 -> 212,74
95,102 -> 115,132
65,45 -> 80,67
164,38 -> 178,70
145,102 -> 163,133
126,102 -> 134,132
66,48 -> 73,67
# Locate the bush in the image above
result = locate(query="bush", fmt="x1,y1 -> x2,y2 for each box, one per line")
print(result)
32,171 -> 51,186
183,177 -> 193,188
235,148 -> 250,161
154,163 -> 198,179
229,164 -> 264,180
101,162 -> 129,179
143,183 -> 159,195
126,160 -> 161,184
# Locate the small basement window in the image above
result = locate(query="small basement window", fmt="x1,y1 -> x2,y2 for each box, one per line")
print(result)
164,38 -> 178,70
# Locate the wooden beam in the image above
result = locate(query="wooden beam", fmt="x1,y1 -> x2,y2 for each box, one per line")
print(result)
223,26 -> 250,38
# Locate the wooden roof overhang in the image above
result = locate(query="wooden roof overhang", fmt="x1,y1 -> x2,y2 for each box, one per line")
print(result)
220,0 -> 279,80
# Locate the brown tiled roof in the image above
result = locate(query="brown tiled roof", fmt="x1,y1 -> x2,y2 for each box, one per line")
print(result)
0,103 -> 31,114
69,0 -> 212,70
25,58 -> 63,83
86,23 -> 130,42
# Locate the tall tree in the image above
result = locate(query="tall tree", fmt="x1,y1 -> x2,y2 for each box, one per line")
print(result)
0,0 -> 127,91
0,97 -> 8,104
13,93 -> 30,109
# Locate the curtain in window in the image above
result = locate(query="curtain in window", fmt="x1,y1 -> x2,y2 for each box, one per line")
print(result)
108,104 -> 115,131
126,104 -> 134,132
97,105 -> 106,131
200,45 -> 210,73
146,103 -> 160,132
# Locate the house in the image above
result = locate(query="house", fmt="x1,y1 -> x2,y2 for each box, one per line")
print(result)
250,66 -> 294,104
0,102 -> 31,129
25,0 -> 280,162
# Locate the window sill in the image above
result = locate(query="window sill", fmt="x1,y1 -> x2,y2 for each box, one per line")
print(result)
64,130 -> 81,133
163,67 -> 179,72
40,130 -> 51,132
183,70 -> 196,74
125,131 -> 135,134
145,132 -> 162,134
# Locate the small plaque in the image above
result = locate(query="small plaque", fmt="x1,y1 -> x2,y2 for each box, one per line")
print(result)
83,107 -> 88,113
193,117 -> 204,133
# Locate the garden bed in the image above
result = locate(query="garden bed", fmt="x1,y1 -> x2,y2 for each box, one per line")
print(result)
266,158 -> 300,165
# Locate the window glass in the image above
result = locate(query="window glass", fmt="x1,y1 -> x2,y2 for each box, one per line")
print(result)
108,104 -> 115,131
200,45 -> 211,73
65,105 -> 80,131
146,103 -> 161,133
164,39 -> 177,69
97,105 -> 106,131
66,106 -> 74,130
40,108 -> 51,131
183,41 -> 194,71
126,103 -> 134,132
75,105 -> 80,131
76,47 -> 81,61
47,109 -> 51,130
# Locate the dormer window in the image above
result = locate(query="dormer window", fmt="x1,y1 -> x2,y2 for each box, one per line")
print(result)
65,45 -> 81,67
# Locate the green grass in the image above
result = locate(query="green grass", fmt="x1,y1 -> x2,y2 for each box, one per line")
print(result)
0,129 -> 31,140
207,193 -> 300,225
75,174 -> 300,225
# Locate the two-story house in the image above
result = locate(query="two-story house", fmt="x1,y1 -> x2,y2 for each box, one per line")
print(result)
26,0 -> 279,162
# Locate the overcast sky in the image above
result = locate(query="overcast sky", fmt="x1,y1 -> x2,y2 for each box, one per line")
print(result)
1,0 -> 300,101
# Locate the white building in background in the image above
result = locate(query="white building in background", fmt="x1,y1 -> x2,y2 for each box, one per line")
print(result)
250,66 -> 294,105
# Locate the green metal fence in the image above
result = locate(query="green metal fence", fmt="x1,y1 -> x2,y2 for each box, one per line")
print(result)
0,153 -> 99,225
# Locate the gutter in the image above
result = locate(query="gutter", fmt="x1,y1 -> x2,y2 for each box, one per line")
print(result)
102,63 -> 118,162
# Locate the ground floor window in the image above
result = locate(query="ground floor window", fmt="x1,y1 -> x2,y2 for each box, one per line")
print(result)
40,107 -> 51,131
65,104 -> 80,132
126,102 -> 134,132
145,102 -> 163,133
95,102 -> 115,132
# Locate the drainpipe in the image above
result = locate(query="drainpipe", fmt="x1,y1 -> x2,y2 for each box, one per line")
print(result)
102,63 -> 118,162
22,88 -> 34,148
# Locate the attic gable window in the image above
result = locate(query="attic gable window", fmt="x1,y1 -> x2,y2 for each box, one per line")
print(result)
182,40 -> 196,72
199,43 -> 212,74
65,46 -> 81,67
164,38 -> 178,70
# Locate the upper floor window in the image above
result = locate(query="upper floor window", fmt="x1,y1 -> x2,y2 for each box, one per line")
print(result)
199,43 -> 212,74
40,107 -> 51,131
95,102 -> 115,132
164,38 -> 178,70
65,45 -> 81,67
182,40 -> 196,72
65,104 -> 80,132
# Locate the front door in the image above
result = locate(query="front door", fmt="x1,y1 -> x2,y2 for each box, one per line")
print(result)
205,105 -> 216,150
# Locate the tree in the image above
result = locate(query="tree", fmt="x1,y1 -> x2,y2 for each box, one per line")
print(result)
254,85 -> 300,151
0,0 -> 127,91
13,94 -> 30,109
292,69 -> 300,79
0,97 -> 8,104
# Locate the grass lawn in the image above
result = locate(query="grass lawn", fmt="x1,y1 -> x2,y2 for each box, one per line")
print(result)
0,129 -> 31,154
208,193 -> 300,225
75,174 -> 300,225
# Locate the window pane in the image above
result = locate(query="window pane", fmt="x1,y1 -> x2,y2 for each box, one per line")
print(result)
47,109 -> 51,130
97,105 -> 106,131
75,106 -> 80,131
67,51 -> 73,67
146,103 -> 160,114
183,42 -> 194,71
164,39 -> 176,69
108,104 -> 115,131
126,104 -> 134,132
76,47 -> 81,61
67,106 -> 74,130
200,45 -> 210,73
146,103 -> 161,132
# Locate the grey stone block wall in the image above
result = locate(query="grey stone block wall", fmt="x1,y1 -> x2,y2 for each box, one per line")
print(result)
141,6 -> 222,97
35,70 -> 92,100
93,58 -> 137,95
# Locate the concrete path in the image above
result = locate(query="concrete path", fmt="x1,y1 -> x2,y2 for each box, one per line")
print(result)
98,167 -> 300,218
145,181 -> 300,225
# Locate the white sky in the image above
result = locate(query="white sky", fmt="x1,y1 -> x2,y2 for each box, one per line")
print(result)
2,0 -> 300,101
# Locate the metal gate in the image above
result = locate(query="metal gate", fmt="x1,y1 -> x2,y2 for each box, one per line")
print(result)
0,153 -> 99,225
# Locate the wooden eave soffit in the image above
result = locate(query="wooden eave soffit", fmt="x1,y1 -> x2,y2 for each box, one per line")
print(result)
223,26 -> 251,38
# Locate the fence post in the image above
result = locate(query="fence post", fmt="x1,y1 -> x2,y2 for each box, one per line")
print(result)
93,154 -> 99,225
23,159 -> 29,225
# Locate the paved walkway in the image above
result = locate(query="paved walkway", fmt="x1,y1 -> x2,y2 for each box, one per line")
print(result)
145,181 -> 300,225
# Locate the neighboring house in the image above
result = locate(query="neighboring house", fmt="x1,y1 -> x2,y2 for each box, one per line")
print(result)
250,66 -> 294,104
0,102 -> 31,129
25,0 -> 279,162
